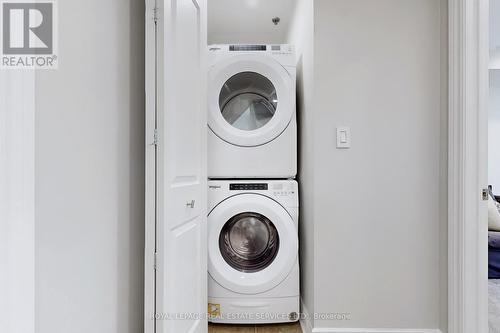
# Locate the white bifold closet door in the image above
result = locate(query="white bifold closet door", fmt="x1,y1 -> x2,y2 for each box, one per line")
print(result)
145,0 -> 207,332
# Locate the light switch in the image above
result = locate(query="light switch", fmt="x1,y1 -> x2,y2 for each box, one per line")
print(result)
336,127 -> 351,148
340,131 -> 347,143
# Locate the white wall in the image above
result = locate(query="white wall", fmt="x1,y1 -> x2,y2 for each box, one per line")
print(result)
290,0 -> 448,331
490,71 -> 500,192
490,0 -> 500,191
208,0 -> 296,44
490,0 -> 500,69
34,0 -> 145,332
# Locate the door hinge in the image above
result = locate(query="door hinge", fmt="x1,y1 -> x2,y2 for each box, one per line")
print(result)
152,129 -> 159,146
154,252 -> 158,270
482,188 -> 489,201
153,7 -> 159,24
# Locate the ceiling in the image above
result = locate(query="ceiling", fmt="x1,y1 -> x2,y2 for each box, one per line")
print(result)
208,0 -> 298,45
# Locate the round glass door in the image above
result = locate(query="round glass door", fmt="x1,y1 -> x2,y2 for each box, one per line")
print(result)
208,193 -> 298,294
219,212 -> 279,273
219,72 -> 278,131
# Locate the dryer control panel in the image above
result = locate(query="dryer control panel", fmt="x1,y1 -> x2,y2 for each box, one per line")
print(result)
207,44 -> 296,68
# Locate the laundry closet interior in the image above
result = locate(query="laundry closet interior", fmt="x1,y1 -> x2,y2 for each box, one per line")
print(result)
145,0 -> 449,332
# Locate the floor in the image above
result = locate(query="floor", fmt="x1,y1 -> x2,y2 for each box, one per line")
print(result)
490,280 -> 500,333
208,322 -> 302,333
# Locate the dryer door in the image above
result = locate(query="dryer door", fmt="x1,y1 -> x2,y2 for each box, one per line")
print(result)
208,193 -> 298,294
208,54 -> 294,147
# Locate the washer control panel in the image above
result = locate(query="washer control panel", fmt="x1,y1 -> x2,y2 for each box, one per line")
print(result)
208,180 -> 299,209
230,183 -> 268,191
271,182 -> 296,197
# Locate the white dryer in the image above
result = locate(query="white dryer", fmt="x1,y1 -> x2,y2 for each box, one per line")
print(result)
207,180 -> 299,324
207,44 -> 297,179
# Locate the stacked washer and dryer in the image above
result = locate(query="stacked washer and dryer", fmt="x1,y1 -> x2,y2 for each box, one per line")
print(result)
207,44 -> 299,324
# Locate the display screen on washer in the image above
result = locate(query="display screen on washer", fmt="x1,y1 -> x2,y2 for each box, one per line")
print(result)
229,45 -> 266,51
219,72 -> 277,131
219,212 -> 279,273
230,183 -> 268,191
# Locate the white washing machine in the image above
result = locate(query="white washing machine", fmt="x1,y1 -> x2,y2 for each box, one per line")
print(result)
207,180 -> 299,324
207,44 -> 297,179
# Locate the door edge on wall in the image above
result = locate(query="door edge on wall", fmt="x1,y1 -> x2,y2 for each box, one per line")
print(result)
144,0 -> 157,332
448,0 -> 489,332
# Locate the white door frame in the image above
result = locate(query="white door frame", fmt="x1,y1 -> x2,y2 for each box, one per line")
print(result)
448,0 -> 489,332
142,0 -> 492,331
144,0 -> 157,331
0,72 -> 36,333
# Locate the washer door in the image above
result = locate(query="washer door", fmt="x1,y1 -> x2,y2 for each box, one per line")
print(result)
208,194 -> 298,294
208,54 -> 293,147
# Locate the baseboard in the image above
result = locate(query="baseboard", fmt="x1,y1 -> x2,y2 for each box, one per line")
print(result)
311,329 -> 442,333
299,298 -> 313,333
298,300 -> 442,333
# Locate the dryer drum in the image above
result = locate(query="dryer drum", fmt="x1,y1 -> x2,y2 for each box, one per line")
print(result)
219,71 -> 278,131
219,212 -> 280,273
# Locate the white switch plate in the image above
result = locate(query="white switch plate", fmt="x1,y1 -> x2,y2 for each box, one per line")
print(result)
336,127 -> 351,148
